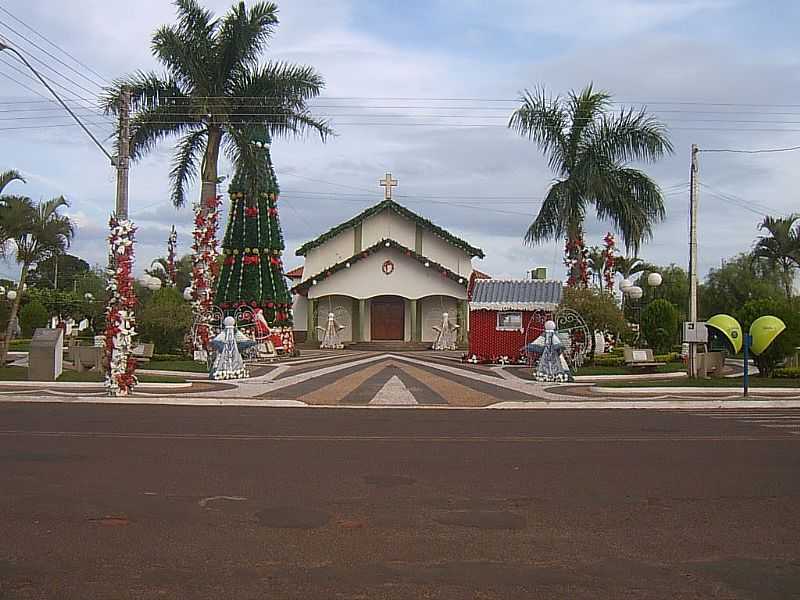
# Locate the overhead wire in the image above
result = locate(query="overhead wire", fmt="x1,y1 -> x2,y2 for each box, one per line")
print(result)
0,4 -> 110,85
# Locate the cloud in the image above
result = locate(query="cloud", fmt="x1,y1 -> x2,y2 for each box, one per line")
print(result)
1,0 -> 797,286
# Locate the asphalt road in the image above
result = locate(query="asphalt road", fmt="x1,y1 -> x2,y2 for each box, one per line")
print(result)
1,403 -> 799,599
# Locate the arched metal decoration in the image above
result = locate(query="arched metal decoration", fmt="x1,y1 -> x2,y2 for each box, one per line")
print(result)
523,307 -> 590,369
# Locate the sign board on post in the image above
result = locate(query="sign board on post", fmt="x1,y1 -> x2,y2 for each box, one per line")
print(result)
29,327 -> 64,381
683,321 -> 708,343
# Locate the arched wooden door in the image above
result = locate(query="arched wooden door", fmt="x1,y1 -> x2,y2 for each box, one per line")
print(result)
370,296 -> 405,340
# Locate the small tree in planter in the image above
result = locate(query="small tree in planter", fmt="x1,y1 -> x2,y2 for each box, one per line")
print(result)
138,287 -> 193,354
641,299 -> 679,354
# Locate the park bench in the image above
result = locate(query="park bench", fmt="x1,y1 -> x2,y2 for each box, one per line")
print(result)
132,343 -> 155,364
623,348 -> 665,373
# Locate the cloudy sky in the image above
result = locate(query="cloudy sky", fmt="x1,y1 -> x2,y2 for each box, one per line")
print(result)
1,0 -> 799,283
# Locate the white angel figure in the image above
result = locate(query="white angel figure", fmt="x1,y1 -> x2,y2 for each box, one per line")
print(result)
317,312 -> 345,349
209,317 -> 255,380
431,312 -> 460,350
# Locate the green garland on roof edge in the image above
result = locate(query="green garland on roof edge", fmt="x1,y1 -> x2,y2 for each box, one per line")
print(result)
295,199 -> 484,259
292,238 -> 469,295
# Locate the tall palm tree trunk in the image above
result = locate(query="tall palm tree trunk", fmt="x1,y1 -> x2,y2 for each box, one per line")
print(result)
1,264 -> 28,365
200,126 -> 222,215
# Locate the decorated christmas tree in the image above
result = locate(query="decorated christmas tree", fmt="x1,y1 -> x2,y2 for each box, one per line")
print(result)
215,128 -> 294,351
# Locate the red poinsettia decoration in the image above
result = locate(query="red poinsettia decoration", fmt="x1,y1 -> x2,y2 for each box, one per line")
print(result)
244,206 -> 259,218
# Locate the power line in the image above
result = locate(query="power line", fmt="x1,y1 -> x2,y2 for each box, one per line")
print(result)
700,145 -> 800,154
0,5 -> 109,85
0,38 -> 103,99
0,54 -> 103,109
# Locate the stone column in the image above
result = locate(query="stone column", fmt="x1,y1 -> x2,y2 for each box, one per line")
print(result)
351,299 -> 361,342
456,300 -> 468,346
307,298 -> 318,343
358,299 -> 367,341
409,299 -> 419,342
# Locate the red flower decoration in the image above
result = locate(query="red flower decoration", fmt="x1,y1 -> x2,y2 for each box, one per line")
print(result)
243,255 -> 260,266
244,206 -> 259,218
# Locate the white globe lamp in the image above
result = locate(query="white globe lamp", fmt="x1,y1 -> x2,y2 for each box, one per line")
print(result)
647,272 -> 663,288
7,290 -> 17,301
620,278 -> 632,292
544,320 -> 556,331
183,286 -> 193,301
627,285 -> 643,300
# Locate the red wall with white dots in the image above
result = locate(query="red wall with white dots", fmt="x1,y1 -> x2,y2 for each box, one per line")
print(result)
468,309 -> 553,362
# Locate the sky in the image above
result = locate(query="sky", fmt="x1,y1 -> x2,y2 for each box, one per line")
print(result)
1,0 -> 799,284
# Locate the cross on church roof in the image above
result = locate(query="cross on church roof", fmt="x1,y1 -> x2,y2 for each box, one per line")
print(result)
379,172 -> 398,200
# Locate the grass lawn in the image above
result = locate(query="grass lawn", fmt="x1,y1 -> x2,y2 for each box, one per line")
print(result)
0,367 -> 185,384
144,360 -> 207,373
576,362 -> 686,376
600,377 -> 800,388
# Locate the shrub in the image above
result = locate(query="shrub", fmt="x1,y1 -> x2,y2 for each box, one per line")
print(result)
641,299 -> 679,354
654,352 -> 681,363
19,299 -> 49,337
736,298 -> 800,377
593,356 -> 624,367
137,288 -> 192,354
773,367 -> 800,379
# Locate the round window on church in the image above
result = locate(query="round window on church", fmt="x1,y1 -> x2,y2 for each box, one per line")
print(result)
381,260 -> 395,276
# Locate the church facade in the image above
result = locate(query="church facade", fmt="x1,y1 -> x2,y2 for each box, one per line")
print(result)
289,174 -> 484,345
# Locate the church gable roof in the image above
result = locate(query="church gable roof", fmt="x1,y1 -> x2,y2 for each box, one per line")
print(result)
295,199 -> 484,258
291,237 -> 470,295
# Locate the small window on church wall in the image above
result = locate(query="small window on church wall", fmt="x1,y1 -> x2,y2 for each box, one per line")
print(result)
496,312 -> 522,331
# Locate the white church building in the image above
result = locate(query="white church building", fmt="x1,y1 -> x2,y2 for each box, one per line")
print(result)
288,174 -> 484,345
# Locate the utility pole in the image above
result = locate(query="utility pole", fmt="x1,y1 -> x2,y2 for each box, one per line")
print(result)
115,87 -> 131,219
688,144 -> 700,378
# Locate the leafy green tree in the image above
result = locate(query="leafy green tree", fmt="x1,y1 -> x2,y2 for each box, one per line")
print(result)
561,286 -> 630,359
638,264 -> 689,317
735,297 -> 800,377
752,214 -> 800,298
19,299 -> 48,338
700,253 -> 783,318
27,254 -> 90,290
509,84 -> 672,283
138,287 -> 193,353
103,0 -> 331,216
641,298 -> 679,354
0,196 -> 74,363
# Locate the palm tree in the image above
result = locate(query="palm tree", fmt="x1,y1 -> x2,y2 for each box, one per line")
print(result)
614,255 -> 647,281
509,84 -> 673,284
0,196 -> 74,364
752,214 -> 800,298
0,170 -> 24,196
102,0 -> 331,213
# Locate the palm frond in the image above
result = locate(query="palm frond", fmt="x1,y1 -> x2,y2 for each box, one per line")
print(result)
128,102 -> 201,160
587,107 -> 673,164
217,1 -> 279,84
169,129 -> 208,208
227,61 -> 332,140
594,168 -> 665,254
565,83 -> 612,171
525,180 -> 575,245
508,87 -> 568,175
0,170 -> 24,195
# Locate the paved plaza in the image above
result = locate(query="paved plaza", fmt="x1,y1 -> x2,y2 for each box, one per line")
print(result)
0,350 -> 799,408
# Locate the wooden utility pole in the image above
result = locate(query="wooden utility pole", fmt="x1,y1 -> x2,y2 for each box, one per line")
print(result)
688,144 -> 700,377
115,87 -> 131,219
